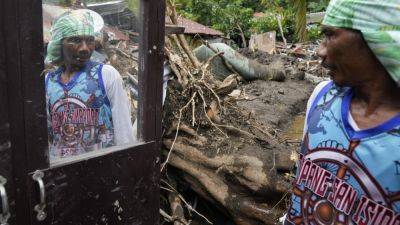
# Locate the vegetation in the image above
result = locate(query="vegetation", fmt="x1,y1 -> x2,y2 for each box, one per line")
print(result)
174,0 -> 330,45
250,1 -> 296,41
308,0 -> 330,12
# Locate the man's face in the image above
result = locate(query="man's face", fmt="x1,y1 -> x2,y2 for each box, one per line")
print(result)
62,35 -> 95,70
317,26 -> 374,87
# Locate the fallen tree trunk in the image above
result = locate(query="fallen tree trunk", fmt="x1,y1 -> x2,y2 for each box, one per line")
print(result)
164,139 -> 291,225
194,43 -> 286,82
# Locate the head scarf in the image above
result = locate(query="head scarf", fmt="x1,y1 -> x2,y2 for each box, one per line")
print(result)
322,0 -> 400,85
45,9 -> 96,65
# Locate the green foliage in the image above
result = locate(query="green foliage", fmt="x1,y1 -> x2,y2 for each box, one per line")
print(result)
260,0 -> 289,8
307,24 -> 322,41
174,0 -> 328,44
174,0 -> 254,46
173,0 -> 216,25
242,0 -> 268,12
250,10 -> 295,41
308,0 -> 330,13
211,3 -> 254,39
295,0 -> 329,42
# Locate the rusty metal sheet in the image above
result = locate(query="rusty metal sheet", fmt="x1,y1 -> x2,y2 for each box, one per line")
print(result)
166,16 -> 223,37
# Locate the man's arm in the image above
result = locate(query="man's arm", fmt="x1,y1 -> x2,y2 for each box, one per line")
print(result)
101,65 -> 136,145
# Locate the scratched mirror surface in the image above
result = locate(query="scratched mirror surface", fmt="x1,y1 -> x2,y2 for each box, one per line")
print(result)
43,0 -> 142,164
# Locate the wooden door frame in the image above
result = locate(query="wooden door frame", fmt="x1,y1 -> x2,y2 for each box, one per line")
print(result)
0,0 -> 17,223
139,0 -> 165,142
1,0 -> 165,224
3,0 -> 48,224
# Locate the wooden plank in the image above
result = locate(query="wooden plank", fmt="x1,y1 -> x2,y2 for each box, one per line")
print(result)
3,0 -> 32,223
3,0 -> 48,224
138,0 -> 165,142
18,0 -> 48,171
0,1 -> 16,223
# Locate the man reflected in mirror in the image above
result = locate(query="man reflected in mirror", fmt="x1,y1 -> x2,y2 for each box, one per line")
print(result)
45,9 -> 135,159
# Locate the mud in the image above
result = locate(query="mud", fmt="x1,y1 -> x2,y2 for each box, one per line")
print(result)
237,47 -> 317,141
283,114 -> 306,141
237,79 -> 313,129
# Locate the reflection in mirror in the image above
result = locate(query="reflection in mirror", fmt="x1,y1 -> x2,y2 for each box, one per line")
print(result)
43,0 -> 141,163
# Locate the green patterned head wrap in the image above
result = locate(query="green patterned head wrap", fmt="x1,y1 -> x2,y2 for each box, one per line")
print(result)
323,0 -> 400,85
45,9 -> 95,65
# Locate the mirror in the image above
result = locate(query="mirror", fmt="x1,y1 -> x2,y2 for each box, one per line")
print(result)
42,0 -> 142,163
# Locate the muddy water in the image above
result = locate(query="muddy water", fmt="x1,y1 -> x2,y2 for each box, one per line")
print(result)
282,115 -> 306,141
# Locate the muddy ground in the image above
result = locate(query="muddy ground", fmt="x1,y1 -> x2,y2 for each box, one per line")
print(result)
237,48 -> 316,136
237,79 -> 313,131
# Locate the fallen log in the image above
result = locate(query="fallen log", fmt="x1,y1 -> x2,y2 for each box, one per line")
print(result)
166,148 -> 286,225
195,43 -> 286,81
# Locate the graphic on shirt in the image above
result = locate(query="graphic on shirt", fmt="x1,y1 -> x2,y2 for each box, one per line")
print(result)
46,63 -> 114,158
288,137 -> 400,225
50,93 -> 101,156
287,83 -> 400,225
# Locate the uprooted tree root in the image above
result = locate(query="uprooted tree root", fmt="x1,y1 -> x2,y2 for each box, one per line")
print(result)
161,2 -> 297,224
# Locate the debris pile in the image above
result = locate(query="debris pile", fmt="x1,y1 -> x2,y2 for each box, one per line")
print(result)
154,2 -> 331,225
75,3 -> 328,224
239,42 -> 329,84
162,34 -> 296,225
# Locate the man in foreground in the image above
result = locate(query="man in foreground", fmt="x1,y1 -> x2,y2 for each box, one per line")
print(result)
285,0 -> 400,224
45,10 -> 135,159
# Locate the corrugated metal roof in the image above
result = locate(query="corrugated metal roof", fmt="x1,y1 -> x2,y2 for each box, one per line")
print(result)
172,16 -> 223,37
86,0 -> 127,16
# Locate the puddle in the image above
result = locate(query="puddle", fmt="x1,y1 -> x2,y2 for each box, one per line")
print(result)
282,115 -> 305,141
